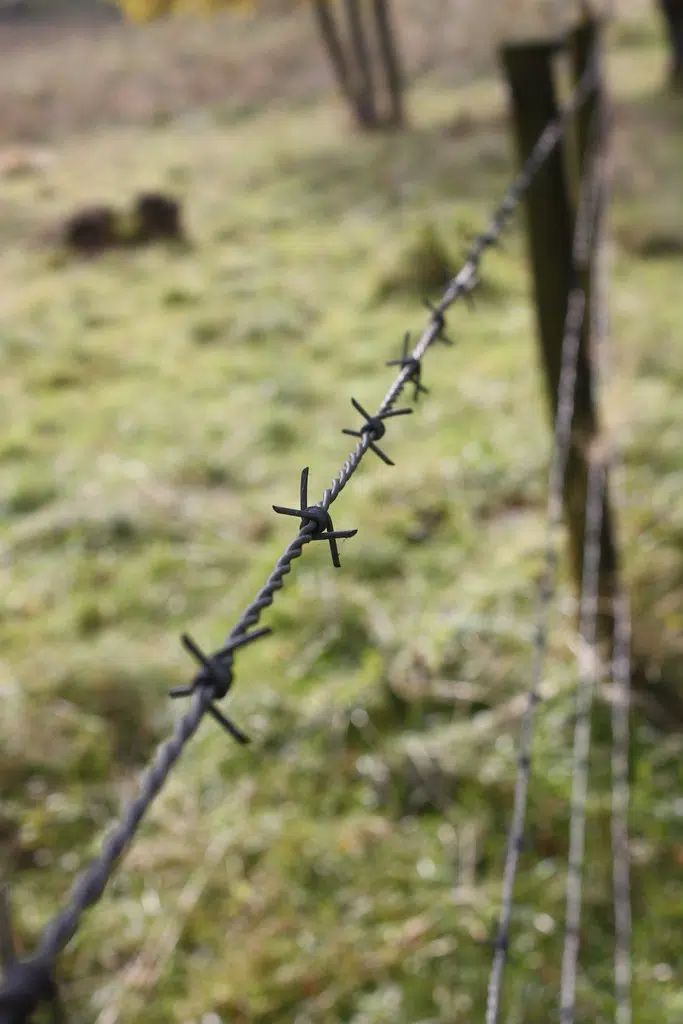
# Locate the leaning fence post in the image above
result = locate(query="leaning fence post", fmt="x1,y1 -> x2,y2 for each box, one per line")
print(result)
500,25 -> 618,637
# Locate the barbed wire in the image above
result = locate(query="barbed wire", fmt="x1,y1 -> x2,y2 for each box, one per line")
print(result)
484,32 -> 607,1024
559,453 -> 608,1022
0,33 -> 605,1024
593,86 -> 633,1024
487,23 -> 633,1024
558,48 -> 632,1023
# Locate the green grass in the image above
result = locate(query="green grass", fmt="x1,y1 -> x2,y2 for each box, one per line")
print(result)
1,4 -> 683,1022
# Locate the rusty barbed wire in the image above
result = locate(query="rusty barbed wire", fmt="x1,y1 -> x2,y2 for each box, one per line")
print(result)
484,30 -> 608,1024
0,44 -> 603,1024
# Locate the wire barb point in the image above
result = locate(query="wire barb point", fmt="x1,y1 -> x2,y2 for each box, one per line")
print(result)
273,467 -> 358,568
342,397 -> 413,466
422,298 -> 454,345
171,627 -> 271,743
386,332 -> 429,403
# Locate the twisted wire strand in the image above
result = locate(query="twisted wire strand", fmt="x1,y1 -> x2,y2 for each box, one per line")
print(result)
35,523 -> 320,964
592,95 -> 633,1024
610,527 -> 633,1024
0,45 -> 602,1022
559,42 -> 632,1023
558,450 -> 607,1023
485,47 -> 606,1024
37,687 -> 211,962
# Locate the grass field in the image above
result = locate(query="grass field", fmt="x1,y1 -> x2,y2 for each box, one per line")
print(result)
1,2 -> 683,1021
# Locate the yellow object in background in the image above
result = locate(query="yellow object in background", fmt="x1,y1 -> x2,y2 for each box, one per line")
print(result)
115,0 -> 255,22
116,0 -> 174,23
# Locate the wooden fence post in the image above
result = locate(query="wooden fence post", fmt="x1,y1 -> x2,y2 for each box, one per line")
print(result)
569,16 -> 619,641
500,22 -> 618,638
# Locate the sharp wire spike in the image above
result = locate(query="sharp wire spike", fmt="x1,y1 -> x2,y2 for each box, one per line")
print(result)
207,705 -> 250,744
386,332 -> 430,403
370,442 -> 394,466
422,298 -> 454,344
300,465 -> 309,510
273,468 -> 357,567
351,396 -> 369,420
169,627 -> 271,741
343,398 -> 413,465
217,627 -> 272,656
271,504 -> 303,518
382,408 -> 413,421
327,534 -> 341,568
181,632 -> 213,669
168,683 -> 194,698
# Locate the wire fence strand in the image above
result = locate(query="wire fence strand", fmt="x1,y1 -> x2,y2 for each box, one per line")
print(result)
593,91 -> 633,1024
484,49 -> 606,1024
0,32 -> 615,1024
559,449 -> 607,1023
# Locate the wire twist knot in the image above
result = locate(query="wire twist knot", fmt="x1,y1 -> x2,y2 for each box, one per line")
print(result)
272,467 -> 358,568
170,627 -> 271,743
342,398 -> 413,466
386,332 -> 429,403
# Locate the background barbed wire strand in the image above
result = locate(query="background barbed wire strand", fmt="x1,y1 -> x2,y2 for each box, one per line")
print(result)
484,35 -> 608,1024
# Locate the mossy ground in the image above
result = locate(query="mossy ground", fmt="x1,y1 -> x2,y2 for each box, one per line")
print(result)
1,1 -> 682,1021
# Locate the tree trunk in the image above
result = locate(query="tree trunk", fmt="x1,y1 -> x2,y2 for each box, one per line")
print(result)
659,0 -> 683,89
372,0 -> 405,127
311,0 -> 357,111
311,0 -> 406,132
344,0 -> 378,128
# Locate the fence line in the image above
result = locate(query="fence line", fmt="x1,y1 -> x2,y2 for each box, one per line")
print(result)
596,92 -> 633,1024
0,34 -> 615,1024
560,454 -> 608,1022
559,67 -> 632,1024
483,36 -> 608,1022
558,88 -> 612,1021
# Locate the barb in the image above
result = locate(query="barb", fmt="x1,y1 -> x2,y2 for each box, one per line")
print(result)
386,332 -> 429,402
485,38 -> 606,1024
0,40 -> 603,1024
272,467 -> 358,568
171,627 -> 272,742
342,396 -> 413,466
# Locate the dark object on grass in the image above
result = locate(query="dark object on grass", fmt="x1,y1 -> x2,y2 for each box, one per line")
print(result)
52,191 -> 187,259
130,191 -> 187,245
62,205 -> 119,256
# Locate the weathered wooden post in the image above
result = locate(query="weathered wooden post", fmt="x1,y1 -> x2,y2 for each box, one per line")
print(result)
499,17 -> 617,638
569,16 -> 619,640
